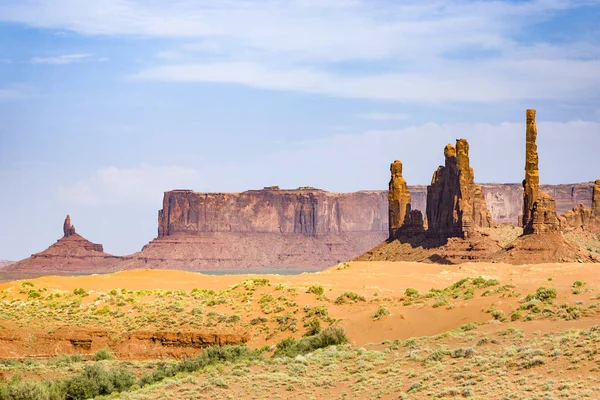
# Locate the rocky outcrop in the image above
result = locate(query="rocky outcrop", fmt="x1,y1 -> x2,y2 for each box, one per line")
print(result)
522,109 -> 560,234
388,160 -> 424,238
6,216 -> 120,272
558,179 -> 600,232
63,215 -> 76,237
426,139 -> 492,239
593,180 -> 600,217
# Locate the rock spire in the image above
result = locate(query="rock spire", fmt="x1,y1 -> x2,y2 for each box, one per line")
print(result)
388,160 -> 424,238
593,180 -> 600,217
426,138 -> 492,239
63,215 -> 76,237
521,109 -> 560,234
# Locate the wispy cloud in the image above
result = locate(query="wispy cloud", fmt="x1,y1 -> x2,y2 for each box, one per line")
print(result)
57,164 -> 202,206
129,59 -> 600,102
1,0 -> 599,102
360,112 -> 409,121
0,58 -> 11,64
0,85 -> 32,101
30,53 -> 105,65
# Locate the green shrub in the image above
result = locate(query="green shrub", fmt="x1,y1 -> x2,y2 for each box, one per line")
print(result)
141,344 -> 264,386
334,292 -> 366,305
433,296 -> 448,308
306,285 -> 324,296
0,377 -> 57,400
304,318 -> 321,336
72,288 -> 88,297
373,305 -> 390,320
404,288 -> 419,298
524,287 -> 557,303
274,327 -> 348,358
92,348 -> 113,361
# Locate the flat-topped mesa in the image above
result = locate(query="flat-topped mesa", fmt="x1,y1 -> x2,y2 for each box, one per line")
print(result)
521,109 -> 560,234
388,160 -> 424,238
593,180 -> 600,217
426,139 -> 492,239
63,215 -> 76,237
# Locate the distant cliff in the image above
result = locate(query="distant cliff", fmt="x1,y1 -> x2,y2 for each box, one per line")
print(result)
157,188 -> 389,237
409,183 -> 593,225
120,187 -> 390,270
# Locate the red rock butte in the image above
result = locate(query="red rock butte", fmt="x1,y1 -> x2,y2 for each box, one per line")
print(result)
6,215 -> 120,273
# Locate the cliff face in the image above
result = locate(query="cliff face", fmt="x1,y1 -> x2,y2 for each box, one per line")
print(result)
119,188 -> 390,269
158,188 -> 388,237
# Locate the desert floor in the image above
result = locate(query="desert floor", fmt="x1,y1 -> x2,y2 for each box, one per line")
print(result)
2,261 -> 600,399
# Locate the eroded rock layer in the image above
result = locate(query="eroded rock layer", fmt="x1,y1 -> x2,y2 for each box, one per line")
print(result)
559,179 -> 600,232
126,188 -> 389,269
426,139 -> 492,239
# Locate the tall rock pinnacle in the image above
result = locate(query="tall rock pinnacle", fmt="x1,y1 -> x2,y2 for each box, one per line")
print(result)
388,160 -> 411,237
521,109 -> 560,234
388,160 -> 424,238
63,215 -> 76,237
593,180 -> 600,217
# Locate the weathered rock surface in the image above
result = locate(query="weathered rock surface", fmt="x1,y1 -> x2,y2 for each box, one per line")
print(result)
558,179 -> 600,232
426,139 -> 492,239
0,260 -> 14,269
493,110 -> 598,264
63,214 -> 76,237
522,109 -> 560,234
157,188 -> 388,237
6,216 -> 120,272
0,327 -> 248,360
122,188 -> 390,269
593,180 -> 600,217
388,160 -> 424,238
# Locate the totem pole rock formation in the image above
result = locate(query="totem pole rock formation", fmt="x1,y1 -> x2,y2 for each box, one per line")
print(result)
521,109 -> 560,234
426,139 -> 492,239
63,215 -> 76,237
388,160 -> 424,238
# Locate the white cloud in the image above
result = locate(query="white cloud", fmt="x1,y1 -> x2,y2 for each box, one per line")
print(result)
30,53 -> 101,65
212,119 -> 600,191
360,113 -> 409,121
1,1 -> 599,102
0,58 -> 11,64
129,59 -> 600,102
57,164 -> 202,206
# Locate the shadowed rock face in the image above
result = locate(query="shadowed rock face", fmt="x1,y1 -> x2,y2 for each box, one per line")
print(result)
522,109 -> 560,234
426,139 -> 492,239
388,160 -> 424,238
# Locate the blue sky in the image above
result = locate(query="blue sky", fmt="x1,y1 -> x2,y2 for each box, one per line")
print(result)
1,0 -> 599,260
